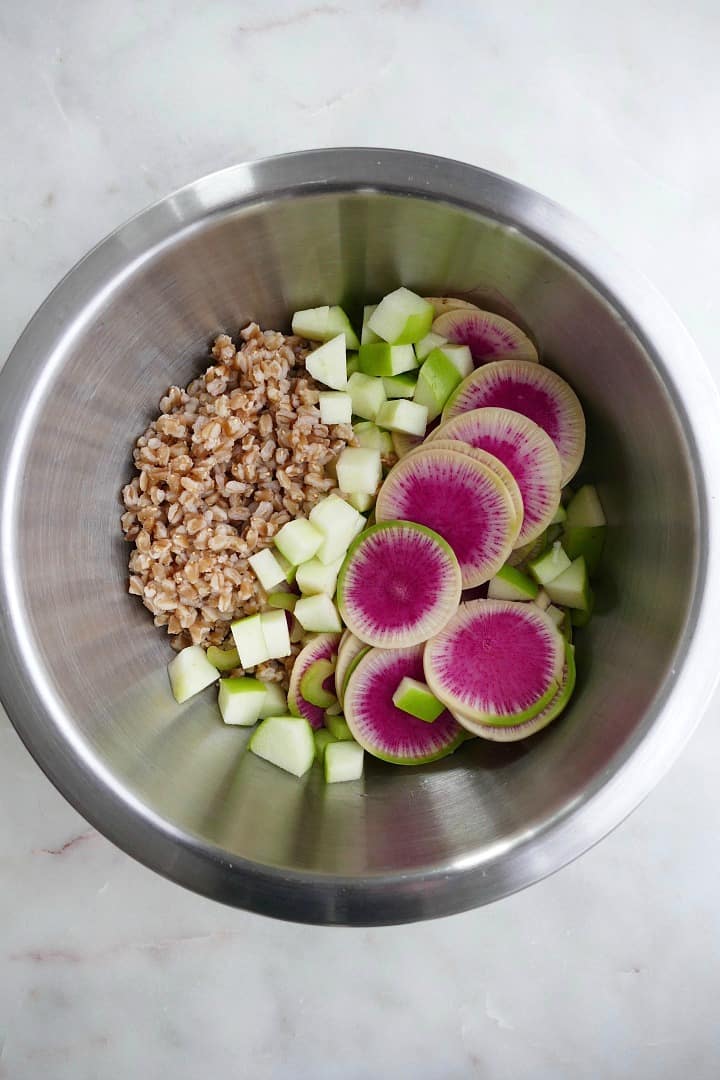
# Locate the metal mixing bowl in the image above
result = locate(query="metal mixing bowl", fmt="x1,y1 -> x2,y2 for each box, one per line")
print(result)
2,149 -> 720,926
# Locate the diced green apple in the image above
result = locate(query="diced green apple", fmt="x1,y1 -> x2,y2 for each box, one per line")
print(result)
325,740 -> 364,782
566,485 -> 606,528
291,306 -> 330,340
266,591 -> 297,611
230,613 -> 270,669
545,556 -> 591,610
487,565 -> 539,602
347,491 -> 375,513
260,609 -> 291,659
358,343 -> 418,377
563,525 -> 606,575
324,712 -> 354,741
218,676 -> 267,726
570,586 -> 595,626
308,493 -> 365,563
392,676 -> 445,722
415,331 -> 448,361
347,372 -> 387,421
294,593 -> 343,633
318,391 -> 353,425
550,504 -> 567,525
274,518 -> 324,565
258,680 -> 288,719
249,715 -> 315,777
305,335 -> 347,390
361,304 -> 381,345
167,645 -> 219,704
352,421 -> 393,455
296,555 -> 344,596
248,547 -> 287,591
528,541 -> 572,585
326,306 -> 360,349
375,399 -> 428,437
346,352 -> 360,377
436,343 -> 473,378
314,728 -> 336,763
383,371 -> 418,399
413,348 -> 462,420
336,447 -> 383,494
274,551 -> 297,585
368,287 -> 434,345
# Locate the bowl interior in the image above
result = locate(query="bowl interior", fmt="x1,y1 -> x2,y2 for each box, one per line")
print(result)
3,189 -> 699,905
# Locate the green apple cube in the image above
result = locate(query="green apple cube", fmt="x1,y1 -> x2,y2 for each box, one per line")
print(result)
289,616 -> 306,644
294,593 -> 343,633
383,371 -> 418,399
319,391 -> 352,425
528,541 -> 572,585
563,524 -> 606,575
487,565 -> 539,602
413,349 -> 463,420
438,343 -> 473,378
258,680 -> 288,719
274,551 -> 297,584
231,613 -> 270,669
274,517 -> 324,565
415,331 -> 448,361
347,372 -> 387,421
336,446 -> 382,494
249,715 -> 315,778
392,676 -> 445,723
326,306 -> 360,349
368,287 -> 434,345
314,728 -> 336,762
375,399 -> 428,437
545,556 -> 591,610
291,305 -> 330,340
566,485 -> 606,528
205,643 -> 241,672
248,547 -> 287,592
545,605 -> 566,628
324,712 -> 354,741
353,421 -> 393,455
167,645 -> 219,704
347,491 -> 375,513
571,587 -> 595,626
266,591 -> 297,611
533,588 -> 551,611
346,352 -> 360,377
305,335 -> 347,390
260,609 -> 291,659
218,676 -> 267,726
296,555 -> 344,596
361,304 -> 381,345
358,343 -> 418,377
309,493 -> 365,563
550,504 -> 567,525
325,740 -> 364,782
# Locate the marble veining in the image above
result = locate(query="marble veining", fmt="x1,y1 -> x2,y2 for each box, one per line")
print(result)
2,1 -> 720,1076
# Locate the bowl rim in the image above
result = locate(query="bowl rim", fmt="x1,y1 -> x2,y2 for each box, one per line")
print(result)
2,147 -> 720,925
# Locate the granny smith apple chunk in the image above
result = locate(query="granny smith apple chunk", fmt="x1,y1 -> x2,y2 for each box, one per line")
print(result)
436,343 -> 473,378
294,593 -> 343,633
324,713 -> 354,741
347,372 -> 387,421
218,677 -> 267,726
296,555 -> 345,596
545,556 -> 592,611
361,304 -> 381,345
248,547 -> 287,592
266,591 -> 297,611
305,334 -> 347,390
231,613 -> 270,669
318,391 -> 352,425
325,306 -> 360,349
413,349 -> 462,421
383,371 -> 418,399
392,677 -> 445,723
258,680 -> 288,718
274,517 -> 324,565
347,491 -> 375,513
487,565 -> 539,602
352,421 -> 393,455
528,541 -> 571,586
291,306 -> 330,340
260,609 -> 291,660
415,331 -> 448,361
167,645 -> 219,704
249,715 -> 316,778
336,447 -> 383,494
308,493 -> 365,563
375,399 -> 428,437
368,287 -> 434,345
325,741 -> 364,783
358,343 -> 418,377
314,728 -> 336,763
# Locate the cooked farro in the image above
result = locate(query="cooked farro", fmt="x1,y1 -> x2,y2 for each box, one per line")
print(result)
121,323 -> 359,686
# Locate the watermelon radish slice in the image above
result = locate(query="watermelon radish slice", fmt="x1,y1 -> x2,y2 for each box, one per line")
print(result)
442,360 -> 586,484
375,448 -> 516,588
432,310 -> 538,365
424,599 -> 564,725
429,407 -> 561,546
336,521 -> 461,647
343,644 -> 465,764
458,643 -> 576,741
405,438 -> 524,542
334,631 -> 368,706
288,632 -> 341,729
424,297 -> 480,317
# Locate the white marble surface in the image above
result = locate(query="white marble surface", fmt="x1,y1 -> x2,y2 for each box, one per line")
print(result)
2,1 -> 720,1076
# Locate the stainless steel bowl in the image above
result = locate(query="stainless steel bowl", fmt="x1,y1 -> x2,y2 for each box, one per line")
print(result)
2,149 -> 720,925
